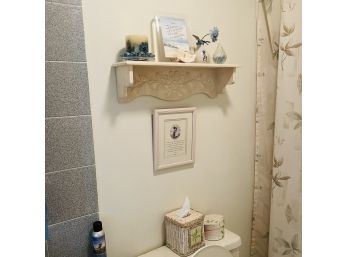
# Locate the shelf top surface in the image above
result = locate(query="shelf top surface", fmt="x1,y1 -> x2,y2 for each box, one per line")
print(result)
113,61 -> 240,68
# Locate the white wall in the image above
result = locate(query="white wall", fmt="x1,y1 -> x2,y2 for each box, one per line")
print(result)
82,1 -> 256,257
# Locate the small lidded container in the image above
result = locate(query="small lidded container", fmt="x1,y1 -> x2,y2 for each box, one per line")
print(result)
204,214 -> 224,241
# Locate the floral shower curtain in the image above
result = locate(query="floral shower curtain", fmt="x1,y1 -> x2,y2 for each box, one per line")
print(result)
251,0 -> 302,257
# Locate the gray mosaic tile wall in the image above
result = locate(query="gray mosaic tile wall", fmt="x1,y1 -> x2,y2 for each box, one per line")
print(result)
45,1 -> 99,256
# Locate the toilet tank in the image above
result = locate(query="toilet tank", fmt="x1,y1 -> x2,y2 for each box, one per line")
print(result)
138,229 -> 242,257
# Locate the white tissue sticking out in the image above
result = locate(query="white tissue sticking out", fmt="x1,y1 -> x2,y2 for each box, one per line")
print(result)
177,197 -> 191,218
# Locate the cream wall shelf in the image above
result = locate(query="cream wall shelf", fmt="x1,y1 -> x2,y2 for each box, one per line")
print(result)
112,61 -> 239,102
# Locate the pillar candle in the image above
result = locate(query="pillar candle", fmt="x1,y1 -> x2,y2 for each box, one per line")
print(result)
125,35 -> 148,53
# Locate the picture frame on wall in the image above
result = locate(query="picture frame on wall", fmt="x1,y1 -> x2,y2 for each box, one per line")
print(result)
153,15 -> 191,61
152,107 -> 196,171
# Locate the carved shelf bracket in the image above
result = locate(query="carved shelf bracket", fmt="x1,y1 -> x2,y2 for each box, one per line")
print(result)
112,61 -> 239,102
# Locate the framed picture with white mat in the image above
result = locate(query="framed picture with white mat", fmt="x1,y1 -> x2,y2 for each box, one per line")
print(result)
152,107 -> 196,171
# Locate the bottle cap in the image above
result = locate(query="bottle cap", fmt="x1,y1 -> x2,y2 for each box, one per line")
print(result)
93,221 -> 103,232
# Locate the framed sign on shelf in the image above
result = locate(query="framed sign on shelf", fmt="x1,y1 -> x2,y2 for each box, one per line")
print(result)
153,15 -> 191,61
152,107 -> 196,171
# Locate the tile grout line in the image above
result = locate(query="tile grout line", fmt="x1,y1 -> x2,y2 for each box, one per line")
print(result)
48,212 -> 99,228
45,114 -> 92,120
45,61 -> 86,64
46,164 -> 96,175
46,1 -> 82,8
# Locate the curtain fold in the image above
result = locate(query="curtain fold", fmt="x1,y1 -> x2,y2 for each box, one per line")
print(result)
251,1 -> 301,256
268,0 -> 302,256
251,1 -> 280,256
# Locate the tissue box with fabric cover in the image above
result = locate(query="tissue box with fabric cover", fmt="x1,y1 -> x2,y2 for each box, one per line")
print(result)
164,209 -> 205,257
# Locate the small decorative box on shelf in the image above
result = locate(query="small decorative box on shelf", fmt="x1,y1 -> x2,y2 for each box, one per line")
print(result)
204,214 -> 224,241
112,61 -> 239,103
164,209 -> 205,257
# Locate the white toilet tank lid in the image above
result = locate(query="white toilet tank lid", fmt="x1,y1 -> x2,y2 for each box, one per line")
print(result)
138,229 -> 241,257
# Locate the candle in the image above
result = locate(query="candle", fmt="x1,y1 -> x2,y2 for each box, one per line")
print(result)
125,35 -> 149,53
